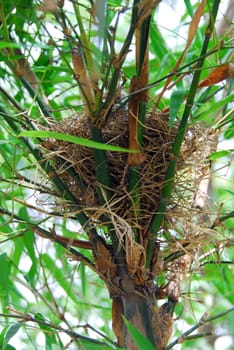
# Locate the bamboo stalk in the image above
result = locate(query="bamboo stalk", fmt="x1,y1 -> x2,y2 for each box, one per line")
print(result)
146,0 -> 221,268
99,0 -> 140,126
88,123 -> 112,204
127,2 -> 153,242
127,76 -> 146,166
71,47 -> 94,119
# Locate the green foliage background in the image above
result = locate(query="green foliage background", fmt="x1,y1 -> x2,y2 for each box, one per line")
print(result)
0,0 -> 233,349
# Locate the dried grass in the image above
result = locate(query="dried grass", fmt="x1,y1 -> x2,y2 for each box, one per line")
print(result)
41,109 -> 219,285
43,110 -> 179,227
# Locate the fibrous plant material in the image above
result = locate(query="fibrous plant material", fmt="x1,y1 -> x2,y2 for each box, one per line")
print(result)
42,110 -> 178,231
41,109 -> 217,275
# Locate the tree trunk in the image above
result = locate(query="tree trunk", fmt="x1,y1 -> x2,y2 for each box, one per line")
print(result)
112,291 -> 173,350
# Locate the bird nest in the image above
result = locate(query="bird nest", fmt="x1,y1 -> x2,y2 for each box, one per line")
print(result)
41,109 -> 214,238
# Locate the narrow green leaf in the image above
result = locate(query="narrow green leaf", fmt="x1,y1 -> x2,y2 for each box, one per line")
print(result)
0,42 -> 50,50
150,24 -> 168,59
184,0 -> 194,17
45,335 -> 53,350
222,190 -> 234,196
34,313 -> 47,329
0,253 -> 9,297
209,150 -> 231,160
19,130 -> 136,153
2,323 -> 22,350
169,89 -> 186,130
18,208 -> 37,285
79,340 -> 113,350
96,0 -> 106,39
4,345 -> 16,350
197,93 -> 234,120
80,263 -> 86,298
0,42 -> 20,49
123,318 -> 155,350
34,313 -> 56,350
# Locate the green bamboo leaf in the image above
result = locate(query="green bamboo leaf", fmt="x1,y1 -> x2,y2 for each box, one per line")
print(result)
222,190 -> 234,196
19,130 -> 136,153
34,313 -> 47,329
209,150 -> 231,160
123,318 -> 155,350
96,0 -> 106,39
184,0 -> 194,17
18,208 -> 37,285
224,121 -> 234,139
3,345 -> 16,350
79,340 -> 114,350
169,89 -> 186,130
0,54 -> 24,62
197,93 -> 234,120
0,42 -> 50,50
2,323 -> 22,350
205,265 -> 234,304
150,24 -> 168,59
0,253 -> 9,298
80,263 -> 86,298
0,42 -> 20,49
34,313 -> 56,350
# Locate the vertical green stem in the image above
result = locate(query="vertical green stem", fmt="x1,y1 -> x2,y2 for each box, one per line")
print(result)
88,124 -> 112,204
128,10 -> 151,241
101,0 -> 140,118
146,0 -> 221,267
88,124 -> 124,256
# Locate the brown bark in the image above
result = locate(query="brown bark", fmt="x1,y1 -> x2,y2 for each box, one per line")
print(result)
128,76 -> 146,166
112,291 -> 173,350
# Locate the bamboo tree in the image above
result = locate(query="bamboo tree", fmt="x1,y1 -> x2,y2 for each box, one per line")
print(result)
0,1 -> 233,349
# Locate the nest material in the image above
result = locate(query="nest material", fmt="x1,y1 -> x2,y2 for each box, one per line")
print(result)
41,109 -> 219,286
42,110 -> 205,233
43,112 -> 175,223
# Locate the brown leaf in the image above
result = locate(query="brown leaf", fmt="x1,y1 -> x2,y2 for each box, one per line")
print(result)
167,254 -> 191,301
71,48 -> 94,117
186,0 -> 206,49
154,0 -> 206,107
112,297 -> 123,347
126,237 -> 145,277
198,63 -> 234,87
128,76 -> 146,166
38,0 -> 57,12
159,304 -> 173,349
95,241 -> 117,279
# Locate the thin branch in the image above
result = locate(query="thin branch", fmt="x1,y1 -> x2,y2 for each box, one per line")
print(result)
0,174 -> 59,197
100,0 -> 142,124
0,310 -> 113,347
0,85 -> 26,112
211,211 -> 234,228
0,206 -> 95,268
19,77 -> 53,119
200,260 -> 233,267
13,275 -> 60,316
118,45 -> 232,108
165,307 -> 234,349
0,105 -> 91,229
77,323 -> 116,345
180,332 -> 213,340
